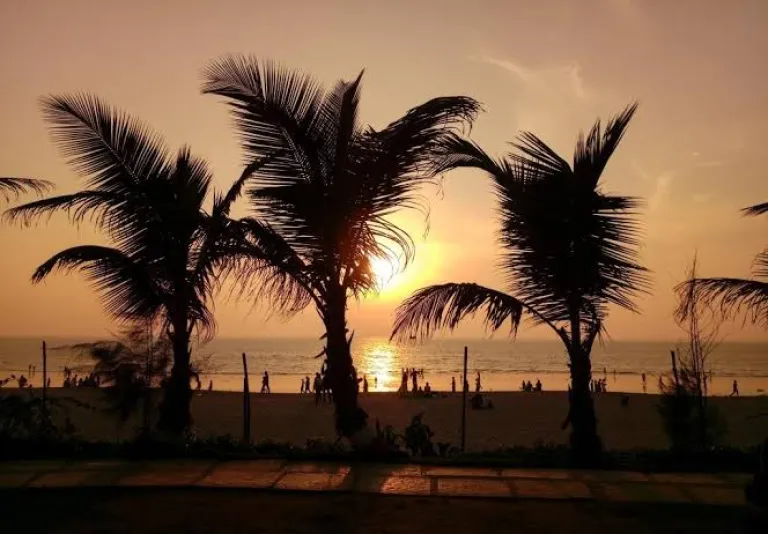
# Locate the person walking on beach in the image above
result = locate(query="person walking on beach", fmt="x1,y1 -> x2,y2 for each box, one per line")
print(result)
363,375 -> 369,393
451,376 -> 456,393
475,372 -> 481,393
411,368 -> 418,392
374,375 -> 378,389
731,379 -> 739,397
641,372 -> 647,393
261,371 -> 270,394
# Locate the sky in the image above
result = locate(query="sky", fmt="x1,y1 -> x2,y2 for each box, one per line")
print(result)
1,0 -> 767,342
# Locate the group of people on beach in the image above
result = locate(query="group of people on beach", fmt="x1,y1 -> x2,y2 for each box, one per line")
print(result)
520,379 -> 543,392
399,367 -> 426,394
591,378 -> 608,393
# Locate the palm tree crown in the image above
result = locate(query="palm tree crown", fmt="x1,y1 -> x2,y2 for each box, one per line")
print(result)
393,103 -> 649,344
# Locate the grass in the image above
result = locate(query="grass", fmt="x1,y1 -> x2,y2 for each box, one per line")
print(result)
0,487 -> 751,534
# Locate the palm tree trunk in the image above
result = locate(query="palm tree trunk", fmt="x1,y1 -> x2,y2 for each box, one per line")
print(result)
158,315 -> 192,436
568,345 -> 601,465
567,312 -> 602,466
323,287 -> 369,442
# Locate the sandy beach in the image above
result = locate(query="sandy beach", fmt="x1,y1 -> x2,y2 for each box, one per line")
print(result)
28,389 -> 768,451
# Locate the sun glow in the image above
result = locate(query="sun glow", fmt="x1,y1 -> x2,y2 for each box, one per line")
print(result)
370,256 -> 399,291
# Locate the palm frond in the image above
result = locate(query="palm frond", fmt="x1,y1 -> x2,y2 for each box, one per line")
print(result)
225,218 -> 315,315
572,102 -> 638,188
40,94 -> 172,192
202,55 -> 327,186
391,283 -> 525,341
675,277 -> 768,327
3,191 -> 119,226
0,177 -> 54,202
742,202 -> 768,217
32,245 -> 161,322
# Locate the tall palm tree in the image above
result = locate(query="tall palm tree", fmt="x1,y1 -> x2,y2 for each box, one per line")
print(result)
391,104 -> 649,465
4,94 -> 271,435
0,178 -> 53,203
203,56 -> 480,441
676,202 -> 768,326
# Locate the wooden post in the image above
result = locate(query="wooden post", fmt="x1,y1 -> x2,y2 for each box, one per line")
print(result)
41,340 -> 48,423
670,350 -> 680,392
242,352 -> 251,444
461,346 -> 468,453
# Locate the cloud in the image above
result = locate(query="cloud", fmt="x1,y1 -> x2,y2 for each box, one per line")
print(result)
477,57 -> 587,100
634,163 -> 673,212
696,160 -> 724,168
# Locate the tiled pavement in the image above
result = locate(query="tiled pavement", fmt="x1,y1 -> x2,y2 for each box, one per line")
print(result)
0,459 -> 750,506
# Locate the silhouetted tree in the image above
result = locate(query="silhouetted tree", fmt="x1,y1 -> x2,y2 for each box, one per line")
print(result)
4,95 -> 265,436
676,202 -> 768,326
391,104 -> 649,465
203,56 -> 480,442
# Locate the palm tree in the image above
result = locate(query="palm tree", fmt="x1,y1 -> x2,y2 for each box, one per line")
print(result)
4,94 -> 269,435
391,104 -> 649,465
676,202 -> 768,326
202,56 -> 480,442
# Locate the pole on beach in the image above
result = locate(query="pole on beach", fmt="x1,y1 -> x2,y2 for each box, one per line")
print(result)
461,346 -> 468,452
42,340 -> 48,424
242,352 -> 251,444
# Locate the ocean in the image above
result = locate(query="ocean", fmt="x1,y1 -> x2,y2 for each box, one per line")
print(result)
1,336 -> 767,396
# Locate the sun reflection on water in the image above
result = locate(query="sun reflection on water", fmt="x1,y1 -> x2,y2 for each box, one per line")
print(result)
359,339 -> 401,391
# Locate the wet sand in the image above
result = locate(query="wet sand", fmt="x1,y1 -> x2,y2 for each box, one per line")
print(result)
29,389 -> 768,451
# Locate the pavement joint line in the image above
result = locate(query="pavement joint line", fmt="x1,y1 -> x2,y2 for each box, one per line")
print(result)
189,460 -> 221,485
270,469 -> 288,489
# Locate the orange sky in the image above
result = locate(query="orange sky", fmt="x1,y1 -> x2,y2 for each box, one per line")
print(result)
1,0 -> 767,341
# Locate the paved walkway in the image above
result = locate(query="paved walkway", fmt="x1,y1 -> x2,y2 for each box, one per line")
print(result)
0,459 -> 750,506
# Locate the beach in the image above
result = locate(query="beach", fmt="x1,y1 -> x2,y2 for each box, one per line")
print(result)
30,389 -> 768,451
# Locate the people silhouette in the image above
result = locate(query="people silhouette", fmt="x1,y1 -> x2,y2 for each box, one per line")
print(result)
475,372 -> 481,393
451,376 -> 456,393
731,379 -> 739,397
641,372 -> 647,393
535,379 -> 542,392
208,380 -> 213,392
363,375 -> 369,393
261,371 -> 270,394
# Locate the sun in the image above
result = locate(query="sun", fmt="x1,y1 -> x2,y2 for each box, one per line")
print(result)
370,256 -> 398,290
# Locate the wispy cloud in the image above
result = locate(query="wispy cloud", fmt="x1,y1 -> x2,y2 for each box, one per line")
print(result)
477,57 -> 587,100
634,162 -> 673,212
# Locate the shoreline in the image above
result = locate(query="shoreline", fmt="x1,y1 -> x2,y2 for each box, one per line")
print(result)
7,370 -> 765,396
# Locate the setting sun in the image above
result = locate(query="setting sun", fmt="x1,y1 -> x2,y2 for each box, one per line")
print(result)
370,256 -> 399,290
